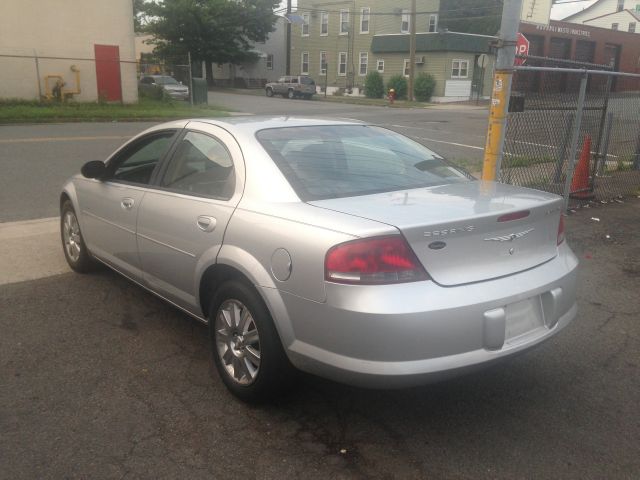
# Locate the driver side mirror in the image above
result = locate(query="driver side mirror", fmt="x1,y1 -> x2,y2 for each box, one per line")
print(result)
81,160 -> 107,179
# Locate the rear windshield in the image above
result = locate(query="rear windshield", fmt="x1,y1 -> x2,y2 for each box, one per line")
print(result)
257,125 -> 471,201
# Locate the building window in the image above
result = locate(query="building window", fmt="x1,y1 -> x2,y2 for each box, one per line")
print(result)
266,54 -> 273,70
302,13 -> 310,36
340,9 -> 349,35
338,52 -> 347,76
403,59 -> 410,77
429,14 -> 438,32
612,22 -> 619,30
401,9 -> 410,33
452,59 -> 469,78
629,22 -> 637,33
360,7 -> 370,33
320,11 -> 329,36
617,0 -> 624,12
359,52 -> 368,75
377,59 -> 384,72
301,52 -> 309,74
320,51 -> 327,75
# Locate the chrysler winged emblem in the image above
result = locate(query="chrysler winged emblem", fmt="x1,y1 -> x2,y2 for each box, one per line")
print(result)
484,228 -> 534,242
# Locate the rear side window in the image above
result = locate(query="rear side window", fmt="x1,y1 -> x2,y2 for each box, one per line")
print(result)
257,125 -> 470,201
161,131 -> 235,199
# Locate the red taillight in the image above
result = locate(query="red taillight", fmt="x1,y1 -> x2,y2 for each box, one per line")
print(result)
557,215 -> 566,245
497,210 -> 530,222
325,235 -> 429,284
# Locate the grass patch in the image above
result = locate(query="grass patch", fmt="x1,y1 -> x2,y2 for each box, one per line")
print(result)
0,98 -> 229,124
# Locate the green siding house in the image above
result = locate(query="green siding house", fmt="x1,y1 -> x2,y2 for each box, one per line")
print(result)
291,0 -> 495,101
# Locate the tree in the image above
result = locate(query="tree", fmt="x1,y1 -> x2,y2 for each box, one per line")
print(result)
439,0 -> 503,36
143,0 -> 279,83
364,71 -> 384,99
413,73 -> 436,102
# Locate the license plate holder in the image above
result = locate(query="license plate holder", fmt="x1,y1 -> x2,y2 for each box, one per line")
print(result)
505,296 -> 545,344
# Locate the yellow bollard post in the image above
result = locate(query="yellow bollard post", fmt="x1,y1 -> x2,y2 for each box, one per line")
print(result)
482,71 -> 512,181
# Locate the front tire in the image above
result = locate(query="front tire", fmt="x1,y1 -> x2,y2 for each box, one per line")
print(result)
208,280 -> 295,403
60,200 -> 98,273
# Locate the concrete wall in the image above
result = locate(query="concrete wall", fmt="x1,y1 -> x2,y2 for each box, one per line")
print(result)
0,0 -> 137,102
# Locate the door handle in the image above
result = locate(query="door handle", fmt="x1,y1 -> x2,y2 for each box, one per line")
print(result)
197,215 -> 217,232
121,197 -> 135,210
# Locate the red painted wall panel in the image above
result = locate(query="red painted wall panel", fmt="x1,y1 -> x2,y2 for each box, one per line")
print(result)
94,44 -> 122,102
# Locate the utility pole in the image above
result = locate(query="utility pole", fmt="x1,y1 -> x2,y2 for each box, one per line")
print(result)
481,0 -> 523,181
286,0 -> 292,75
408,0 -> 416,101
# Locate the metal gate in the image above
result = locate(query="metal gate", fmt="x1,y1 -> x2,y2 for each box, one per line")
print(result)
501,56 -> 640,209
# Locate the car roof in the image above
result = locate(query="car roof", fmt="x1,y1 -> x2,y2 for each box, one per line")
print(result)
185,116 -> 367,137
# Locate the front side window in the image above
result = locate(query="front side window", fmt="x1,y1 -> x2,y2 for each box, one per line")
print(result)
401,9 -> 410,33
302,13 -> 310,36
360,7 -> 370,33
161,131 -> 235,199
451,59 -> 469,78
340,9 -> 349,34
338,52 -> 347,76
301,52 -> 309,74
320,11 -> 329,35
429,14 -> 438,32
266,54 -> 274,70
359,52 -> 368,76
377,59 -> 384,72
257,125 -> 469,201
111,132 -> 175,185
320,51 -> 327,75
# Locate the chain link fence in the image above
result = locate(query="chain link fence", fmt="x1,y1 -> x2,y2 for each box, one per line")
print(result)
501,58 -> 640,209
0,48 -> 193,103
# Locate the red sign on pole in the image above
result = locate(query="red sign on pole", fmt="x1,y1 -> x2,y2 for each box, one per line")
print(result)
515,33 -> 530,66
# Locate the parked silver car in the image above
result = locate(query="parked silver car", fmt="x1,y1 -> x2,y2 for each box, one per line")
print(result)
265,76 -> 316,99
60,117 -> 578,402
139,75 -> 189,100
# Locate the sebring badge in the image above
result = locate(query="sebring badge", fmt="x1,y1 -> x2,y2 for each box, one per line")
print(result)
484,228 -> 534,242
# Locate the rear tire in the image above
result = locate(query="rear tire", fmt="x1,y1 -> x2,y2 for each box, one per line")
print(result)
287,89 -> 295,99
208,280 -> 295,403
60,200 -> 98,273
265,87 -> 273,97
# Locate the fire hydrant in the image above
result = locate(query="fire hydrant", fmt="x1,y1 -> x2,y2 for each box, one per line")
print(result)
388,88 -> 396,105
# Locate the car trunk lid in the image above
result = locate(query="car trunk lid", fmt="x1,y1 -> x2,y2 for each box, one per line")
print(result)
309,182 -> 563,286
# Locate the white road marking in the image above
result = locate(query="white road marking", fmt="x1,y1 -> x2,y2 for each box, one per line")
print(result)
414,136 -> 485,151
0,217 -> 69,286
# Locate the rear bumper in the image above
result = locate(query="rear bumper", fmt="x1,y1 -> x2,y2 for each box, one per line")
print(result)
266,243 -> 579,388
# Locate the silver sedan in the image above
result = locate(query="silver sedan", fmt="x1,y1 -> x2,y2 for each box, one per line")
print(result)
60,117 -> 578,402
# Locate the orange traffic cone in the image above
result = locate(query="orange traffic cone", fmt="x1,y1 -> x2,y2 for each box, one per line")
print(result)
570,135 -> 595,200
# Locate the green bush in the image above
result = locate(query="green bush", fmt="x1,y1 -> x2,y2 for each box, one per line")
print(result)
387,75 -> 408,100
413,73 -> 436,102
364,71 -> 385,98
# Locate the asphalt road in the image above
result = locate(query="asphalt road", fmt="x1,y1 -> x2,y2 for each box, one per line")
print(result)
0,92 -> 487,222
1,93 -> 639,479
1,200 -> 639,479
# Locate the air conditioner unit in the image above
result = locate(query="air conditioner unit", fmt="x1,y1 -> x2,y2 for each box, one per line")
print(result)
415,56 -> 425,65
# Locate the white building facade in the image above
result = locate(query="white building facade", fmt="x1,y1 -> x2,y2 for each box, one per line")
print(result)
564,0 -> 640,33
0,0 -> 138,102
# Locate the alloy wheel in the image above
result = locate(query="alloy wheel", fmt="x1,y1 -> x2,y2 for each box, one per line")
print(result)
215,299 -> 261,385
62,211 -> 82,262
